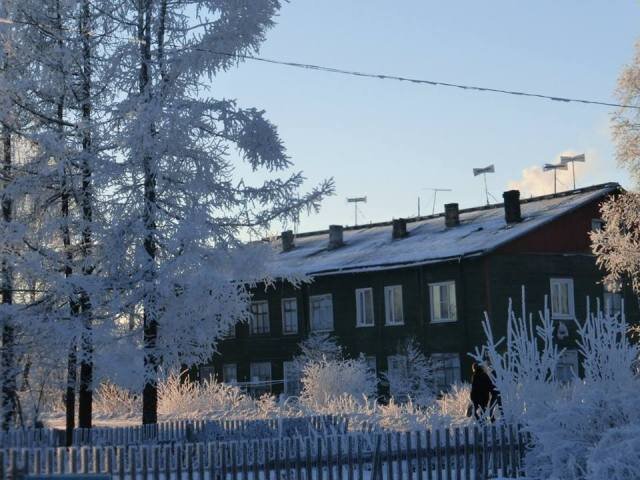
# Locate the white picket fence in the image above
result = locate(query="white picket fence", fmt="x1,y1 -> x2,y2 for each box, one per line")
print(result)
1,425 -> 527,479
0,416 -> 348,449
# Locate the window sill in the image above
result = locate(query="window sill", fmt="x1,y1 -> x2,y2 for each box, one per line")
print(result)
552,315 -> 575,321
282,331 -> 299,336
430,319 -> 457,324
356,324 -> 375,328
310,329 -> 334,333
385,322 -> 405,327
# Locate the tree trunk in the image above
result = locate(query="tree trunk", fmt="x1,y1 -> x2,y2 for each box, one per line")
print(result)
78,0 -> 94,430
139,0 -> 159,425
1,122 -> 16,430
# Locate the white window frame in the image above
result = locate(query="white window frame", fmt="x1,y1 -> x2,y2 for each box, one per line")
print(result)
365,355 -> 377,376
429,281 -> 457,323
556,350 -> 579,382
355,288 -> 375,327
603,287 -> 623,318
591,218 -> 604,231
200,365 -> 216,383
250,300 -> 270,335
309,294 -> 334,332
387,354 -> 408,379
550,278 -> 575,320
222,363 -> 237,384
249,362 -> 272,396
283,361 -> 301,397
281,298 -> 299,335
384,285 -> 404,325
431,353 -> 461,391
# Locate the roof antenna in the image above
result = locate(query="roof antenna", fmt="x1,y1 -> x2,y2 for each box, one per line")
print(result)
347,196 -> 367,226
422,188 -> 452,215
473,164 -> 495,205
560,153 -> 585,190
543,163 -> 568,194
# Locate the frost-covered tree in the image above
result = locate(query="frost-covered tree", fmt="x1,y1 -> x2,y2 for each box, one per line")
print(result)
95,0 -> 333,423
592,39 -> 640,296
384,337 -> 435,406
471,288 -> 563,424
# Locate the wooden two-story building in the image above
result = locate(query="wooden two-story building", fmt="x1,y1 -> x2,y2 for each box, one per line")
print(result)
201,182 -> 636,396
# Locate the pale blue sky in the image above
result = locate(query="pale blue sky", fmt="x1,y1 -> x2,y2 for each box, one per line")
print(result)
214,1 -> 640,234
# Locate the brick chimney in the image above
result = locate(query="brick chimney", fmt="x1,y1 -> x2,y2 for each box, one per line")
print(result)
281,230 -> 294,252
392,218 -> 408,239
328,225 -> 344,249
503,190 -> 522,223
444,203 -> 460,227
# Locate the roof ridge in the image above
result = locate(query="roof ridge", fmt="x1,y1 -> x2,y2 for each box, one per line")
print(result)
289,182 -> 620,239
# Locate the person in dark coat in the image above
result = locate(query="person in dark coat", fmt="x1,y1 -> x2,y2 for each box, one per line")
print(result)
469,362 -> 501,421
470,362 -> 492,419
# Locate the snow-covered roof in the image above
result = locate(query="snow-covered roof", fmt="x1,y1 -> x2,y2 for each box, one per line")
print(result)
268,183 -> 619,277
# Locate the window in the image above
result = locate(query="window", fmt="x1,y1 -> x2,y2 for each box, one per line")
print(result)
431,353 -> 461,392
222,363 -> 237,384
355,288 -> 375,327
281,298 -> 299,335
283,361 -> 301,397
384,285 -> 404,325
550,278 -> 575,319
223,319 -> 236,339
249,362 -> 271,397
591,218 -> 604,231
200,365 -> 215,383
365,355 -> 377,376
556,350 -> 579,382
604,288 -> 623,318
387,354 -> 408,379
309,294 -> 334,332
250,301 -> 270,335
429,281 -> 457,323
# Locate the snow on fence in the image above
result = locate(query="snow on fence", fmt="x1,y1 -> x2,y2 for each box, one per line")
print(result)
1,425 -> 527,480
0,416 -> 348,449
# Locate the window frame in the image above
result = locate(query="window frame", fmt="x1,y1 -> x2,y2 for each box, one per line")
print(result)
603,286 -> 623,318
429,281 -> 458,323
249,361 -> 272,397
309,294 -> 334,332
249,300 -> 270,335
222,363 -> 237,384
431,353 -> 461,392
384,285 -> 404,326
549,277 -> 575,320
355,288 -> 375,328
283,360 -> 301,397
556,349 -> 579,382
281,297 -> 299,335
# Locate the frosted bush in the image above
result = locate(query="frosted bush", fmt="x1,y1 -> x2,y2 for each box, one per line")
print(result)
586,424 -> 640,480
94,382 -> 140,419
524,305 -> 640,480
436,382 -> 472,420
472,289 -> 563,425
300,356 -> 376,409
384,338 -> 436,406
158,373 -> 264,420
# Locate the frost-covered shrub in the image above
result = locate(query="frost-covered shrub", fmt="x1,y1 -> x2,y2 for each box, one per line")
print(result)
436,382 -> 472,419
384,338 -> 435,406
158,373 -> 262,420
300,356 -> 376,408
471,290 -> 563,425
586,424 -> 640,480
94,382 -> 140,419
524,306 -> 640,480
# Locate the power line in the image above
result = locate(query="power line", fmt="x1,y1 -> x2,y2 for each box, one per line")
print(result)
199,49 -> 639,110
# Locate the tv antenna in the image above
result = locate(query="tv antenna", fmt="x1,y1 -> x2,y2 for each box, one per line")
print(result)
560,153 -> 585,190
422,188 -> 452,215
543,163 -> 568,194
347,196 -> 367,226
473,164 -> 495,205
